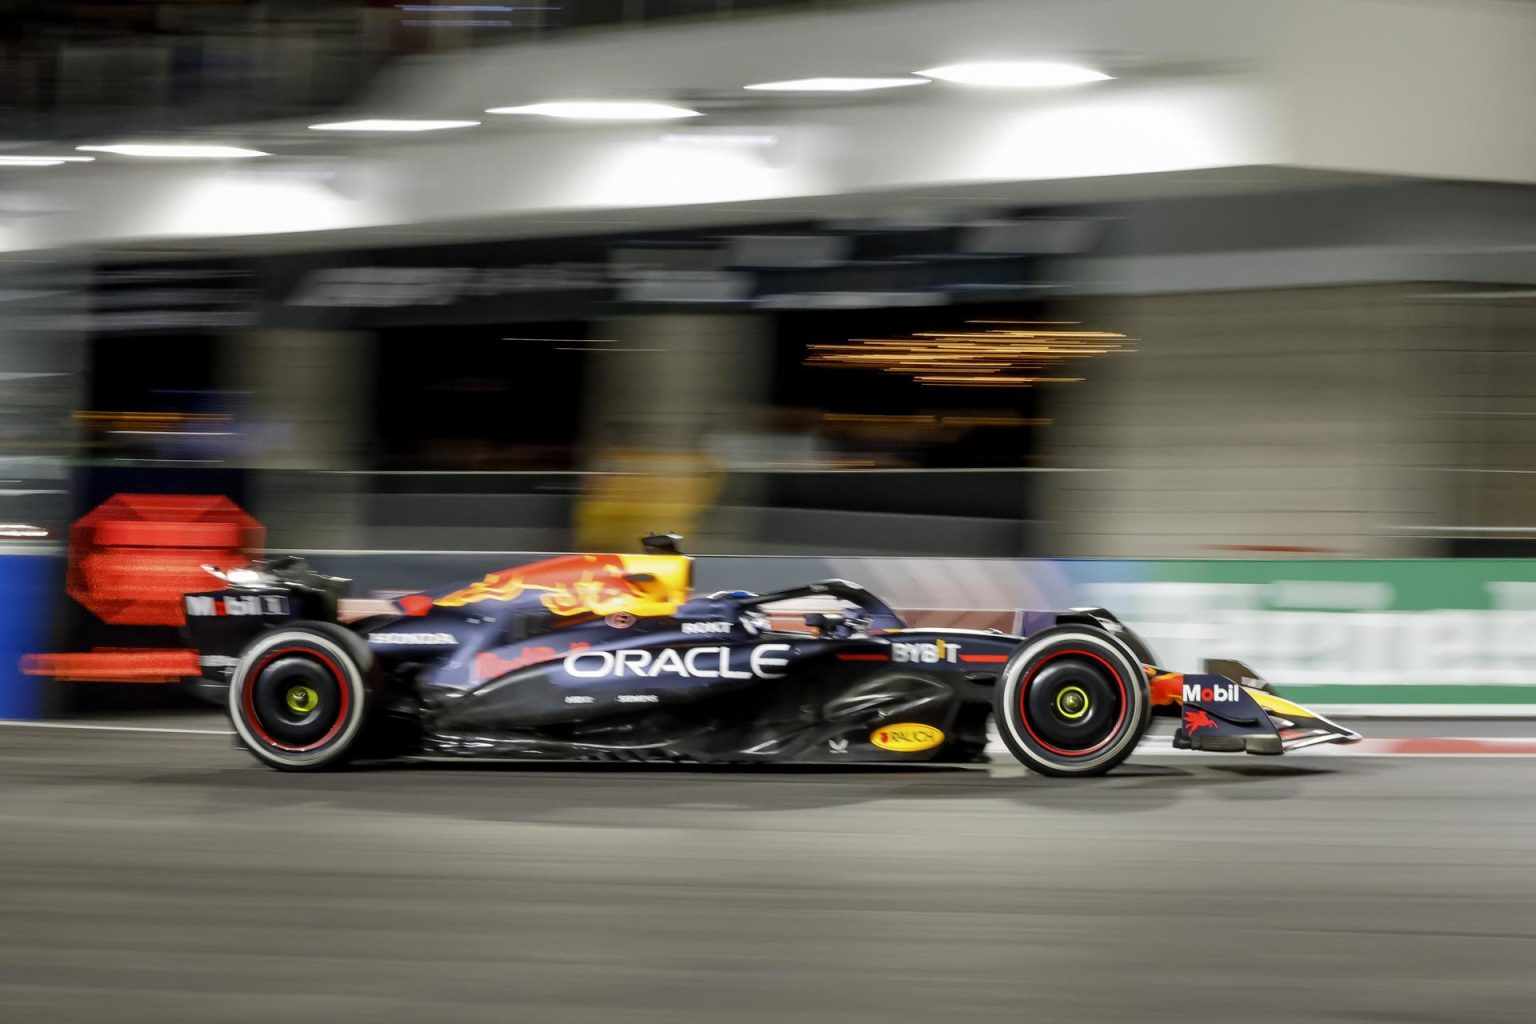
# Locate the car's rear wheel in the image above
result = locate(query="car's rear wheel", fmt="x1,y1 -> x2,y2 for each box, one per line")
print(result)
994,625 -> 1150,777
229,623 -> 376,771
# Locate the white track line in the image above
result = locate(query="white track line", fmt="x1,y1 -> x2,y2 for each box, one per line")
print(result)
0,720 -> 234,736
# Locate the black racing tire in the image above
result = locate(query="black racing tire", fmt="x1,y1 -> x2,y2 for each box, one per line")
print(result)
994,625 -> 1151,777
228,622 -> 378,772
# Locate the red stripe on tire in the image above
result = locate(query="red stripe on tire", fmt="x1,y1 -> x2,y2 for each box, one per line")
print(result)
1018,648 -> 1129,758
240,646 -> 351,754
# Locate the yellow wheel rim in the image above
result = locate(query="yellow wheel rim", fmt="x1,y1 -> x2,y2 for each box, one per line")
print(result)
1055,685 -> 1090,720
285,685 -> 319,714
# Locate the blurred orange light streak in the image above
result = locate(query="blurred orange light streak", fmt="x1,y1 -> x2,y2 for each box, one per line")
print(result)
916,375 -> 1085,384
824,413 -> 940,424
808,323 -> 1130,387
75,410 -> 230,423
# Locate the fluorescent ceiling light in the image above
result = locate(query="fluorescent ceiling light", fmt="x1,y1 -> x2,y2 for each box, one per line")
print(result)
745,77 -> 928,93
486,102 -> 702,121
308,119 -> 481,132
918,62 -> 1111,87
76,144 -> 270,159
0,155 -> 94,167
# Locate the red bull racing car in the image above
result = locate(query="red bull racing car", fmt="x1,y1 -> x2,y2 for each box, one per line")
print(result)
184,536 -> 1360,776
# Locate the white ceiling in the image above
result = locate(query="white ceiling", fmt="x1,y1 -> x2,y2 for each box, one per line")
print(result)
2,0 -> 1534,257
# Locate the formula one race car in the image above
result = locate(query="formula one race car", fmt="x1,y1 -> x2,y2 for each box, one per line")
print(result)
184,536 -> 1360,776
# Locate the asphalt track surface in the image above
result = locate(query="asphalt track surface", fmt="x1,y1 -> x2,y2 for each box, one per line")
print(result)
3,719 -> 1535,1024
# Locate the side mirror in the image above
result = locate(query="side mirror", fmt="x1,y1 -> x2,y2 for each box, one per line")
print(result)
642,533 -> 684,555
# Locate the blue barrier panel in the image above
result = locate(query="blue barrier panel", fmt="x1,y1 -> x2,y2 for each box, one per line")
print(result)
0,552 -> 60,720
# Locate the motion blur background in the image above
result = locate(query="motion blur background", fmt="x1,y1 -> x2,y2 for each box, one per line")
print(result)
10,7 -> 1536,1024
6,0 -> 1536,718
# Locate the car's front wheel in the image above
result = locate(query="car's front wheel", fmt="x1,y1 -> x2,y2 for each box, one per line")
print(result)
994,625 -> 1150,777
228,623 -> 377,771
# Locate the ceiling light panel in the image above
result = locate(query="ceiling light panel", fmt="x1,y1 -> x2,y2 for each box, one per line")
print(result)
486,102 -> 702,121
918,62 -> 1111,88
76,144 -> 270,159
308,119 -> 481,132
0,156 -> 94,167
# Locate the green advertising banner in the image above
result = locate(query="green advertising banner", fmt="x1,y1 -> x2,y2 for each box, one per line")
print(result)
1070,560 -> 1536,712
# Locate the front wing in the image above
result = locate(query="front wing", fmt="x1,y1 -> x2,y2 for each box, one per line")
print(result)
1151,670 -> 1362,755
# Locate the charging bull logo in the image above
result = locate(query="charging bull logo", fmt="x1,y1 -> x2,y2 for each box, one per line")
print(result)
435,554 -> 684,618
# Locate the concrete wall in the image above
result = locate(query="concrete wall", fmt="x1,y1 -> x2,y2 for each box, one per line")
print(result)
1433,290 -> 1536,544
1043,285 -> 1465,557
227,329 -> 371,550
0,259 -> 87,541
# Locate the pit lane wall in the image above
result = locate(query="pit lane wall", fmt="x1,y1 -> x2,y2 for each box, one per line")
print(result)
12,552 -> 1536,718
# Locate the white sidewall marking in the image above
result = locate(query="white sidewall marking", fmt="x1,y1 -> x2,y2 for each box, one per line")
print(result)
999,630 -> 1146,773
228,630 -> 366,768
